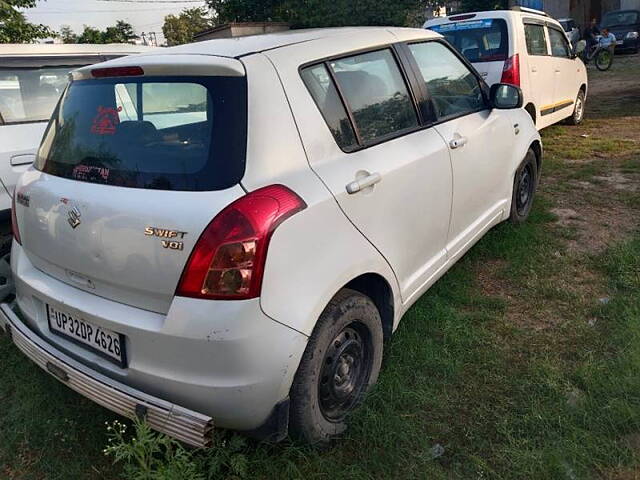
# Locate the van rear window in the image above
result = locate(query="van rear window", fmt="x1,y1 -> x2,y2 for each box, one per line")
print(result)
427,18 -> 508,63
35,76 -> 247,191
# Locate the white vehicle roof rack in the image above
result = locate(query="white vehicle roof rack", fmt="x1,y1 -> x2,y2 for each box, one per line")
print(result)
510,6 -> 549,16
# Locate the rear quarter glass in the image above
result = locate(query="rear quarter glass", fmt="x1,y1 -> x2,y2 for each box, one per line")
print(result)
427,18 -> 509,63
35,76 -> 247,192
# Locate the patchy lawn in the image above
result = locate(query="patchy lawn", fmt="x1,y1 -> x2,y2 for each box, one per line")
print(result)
1,55 -> 639,479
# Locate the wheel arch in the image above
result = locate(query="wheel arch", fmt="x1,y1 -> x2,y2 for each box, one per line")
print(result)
530,139 -> 543,174
344,273 -> 395,341
524,103 -> 537,126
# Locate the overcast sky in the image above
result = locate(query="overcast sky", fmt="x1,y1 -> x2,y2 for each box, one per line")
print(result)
23,0 -> 209,43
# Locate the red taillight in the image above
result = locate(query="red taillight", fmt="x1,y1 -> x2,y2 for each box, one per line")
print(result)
11,190 -> 21,245
91,66 -> 144,78
501,54 -> 520,86
176,185 -> 306,300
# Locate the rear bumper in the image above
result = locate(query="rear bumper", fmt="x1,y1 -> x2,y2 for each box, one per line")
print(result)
0,304 -> 213,447
10,241 -> 309,435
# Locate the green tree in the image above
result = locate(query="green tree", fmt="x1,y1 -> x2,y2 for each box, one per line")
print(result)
162,7 -> 213,46
76,25 -> 104,43
103,20 -> 137,43
59,24 -> 77,43
206,0 -> 428,28
0,0 -> 54,43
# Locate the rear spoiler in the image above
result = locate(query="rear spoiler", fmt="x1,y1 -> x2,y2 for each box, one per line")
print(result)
71,54 -> 245,81
510,6 -> 549,16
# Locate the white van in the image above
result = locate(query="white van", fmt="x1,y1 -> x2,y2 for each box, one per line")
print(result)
424,7 -> 588,130
0,44 -> 154,288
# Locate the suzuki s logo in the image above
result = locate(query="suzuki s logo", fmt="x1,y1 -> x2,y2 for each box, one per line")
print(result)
67,207 -> 81,229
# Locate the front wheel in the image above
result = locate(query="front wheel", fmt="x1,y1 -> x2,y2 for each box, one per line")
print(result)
289,289 -> 384,444
595,49 -> 613,71
509,149 -> 538,224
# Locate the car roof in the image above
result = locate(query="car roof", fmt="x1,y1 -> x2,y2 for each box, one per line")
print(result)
425,9 -> 552,24
138,27 -> 439,59
0,43 -> 156,57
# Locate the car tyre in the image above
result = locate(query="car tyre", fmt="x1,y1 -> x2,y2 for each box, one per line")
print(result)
289,288 -> 384,444
509,149 -> 538,224
0,223 -> 13,302
566,90 -> 585,125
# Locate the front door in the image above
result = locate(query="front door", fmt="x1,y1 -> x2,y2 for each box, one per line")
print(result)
297,48 -> 453,298
547,25 -> 579,122
405,40 -> 515,258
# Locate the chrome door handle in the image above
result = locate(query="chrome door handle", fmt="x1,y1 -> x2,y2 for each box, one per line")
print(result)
449,136 -> 468,149
346,172 -> 382,194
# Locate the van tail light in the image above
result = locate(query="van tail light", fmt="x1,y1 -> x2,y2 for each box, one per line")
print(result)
176,185 -> 306,300
500,54 -> 520,86
11,190 -> 21,245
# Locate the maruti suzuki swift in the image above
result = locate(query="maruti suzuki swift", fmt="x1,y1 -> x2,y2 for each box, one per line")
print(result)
2,27 -> 542,446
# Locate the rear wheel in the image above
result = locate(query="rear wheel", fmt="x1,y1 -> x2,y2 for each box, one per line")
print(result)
509,149 -> 538,224
0,223 -> 13,303
289,289 -> 384,444
595,49 -> 613,71
566,90 -> 586,125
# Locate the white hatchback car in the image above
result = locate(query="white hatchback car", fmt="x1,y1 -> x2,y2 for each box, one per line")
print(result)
0,44 -> 154,295
2,28 -> 541,446
424,7 -> 588,129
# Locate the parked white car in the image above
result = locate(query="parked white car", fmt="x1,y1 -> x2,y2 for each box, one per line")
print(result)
424,7 -> 588,130
2,27 -> 541,446
0,44 -> 154,297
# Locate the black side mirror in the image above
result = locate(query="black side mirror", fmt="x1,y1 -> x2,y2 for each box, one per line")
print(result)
490,83 -> 523,109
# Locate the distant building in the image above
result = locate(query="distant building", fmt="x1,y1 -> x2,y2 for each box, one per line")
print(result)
194,22 -> 290,42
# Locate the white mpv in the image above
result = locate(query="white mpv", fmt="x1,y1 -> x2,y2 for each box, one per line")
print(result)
3,28 -> 541,446
424,7 -> 589,129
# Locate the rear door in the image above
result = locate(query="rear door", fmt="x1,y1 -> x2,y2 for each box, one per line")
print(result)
15,62 -> 248,313
427,18 -> 509,86
298,48 -> 453,298
405,40 -> 514,257
522,20 -> 555,128
547,25 -> 578,121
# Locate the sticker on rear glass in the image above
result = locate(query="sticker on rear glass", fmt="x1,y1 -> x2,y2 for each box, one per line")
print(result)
429,19 -> 493,32
91,106 -> 121,135
72,165 -> 110,183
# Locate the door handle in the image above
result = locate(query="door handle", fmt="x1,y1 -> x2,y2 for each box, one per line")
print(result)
449,136 -> 468,149
555,68 -> 561,73
531,66 -> 538,72
346,172 -> 381,194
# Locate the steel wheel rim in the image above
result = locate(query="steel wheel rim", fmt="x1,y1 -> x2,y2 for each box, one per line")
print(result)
575,96 -> 584,122
516,164 -> 534,216
318,323 -> 372,422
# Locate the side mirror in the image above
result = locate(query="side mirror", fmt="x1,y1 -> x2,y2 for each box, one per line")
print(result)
490,83 -> 523,110
574,39 -> 586,55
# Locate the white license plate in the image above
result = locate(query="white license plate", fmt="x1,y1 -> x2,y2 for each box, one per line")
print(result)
47,304 -> 126,366
616,40 -> 624,45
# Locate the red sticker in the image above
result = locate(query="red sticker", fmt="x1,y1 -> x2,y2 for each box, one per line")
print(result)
91,106 -> 120,135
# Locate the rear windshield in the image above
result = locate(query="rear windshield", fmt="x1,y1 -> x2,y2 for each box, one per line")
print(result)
602,11 -> 639,27
427,18 -> 509,63
0,66 -> 76,124
35,76 -> 247,191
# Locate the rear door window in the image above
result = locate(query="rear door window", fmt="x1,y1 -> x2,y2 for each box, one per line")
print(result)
408,41 -> 486,120
329,49 -> 418,145
524,24 -> 549,55
427,19 -> 509,63
36,76 -> 247,191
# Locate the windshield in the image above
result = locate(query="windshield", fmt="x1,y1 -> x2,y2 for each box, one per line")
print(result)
602,11 -> 639,27
427,18 -> 509,63
35,76 -> 247,191
0,66 -> 76,124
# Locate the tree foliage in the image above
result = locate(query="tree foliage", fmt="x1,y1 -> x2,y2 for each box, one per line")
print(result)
459,0 -> 508,13
64,20 -> 138,44
162,7 -> 213,46
206,0 -> 428,28
0,0 -> 54,43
